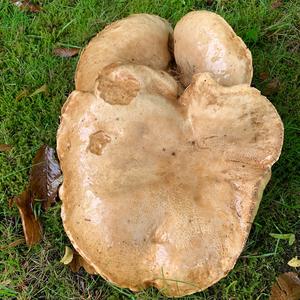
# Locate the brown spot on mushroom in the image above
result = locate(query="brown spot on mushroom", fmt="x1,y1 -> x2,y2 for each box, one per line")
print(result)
95,63 -> 182,108
87,130 -> 111,155
96,69 -> 140,105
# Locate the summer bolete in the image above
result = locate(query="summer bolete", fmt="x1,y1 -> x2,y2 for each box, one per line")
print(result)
174,11 -> 253,87
75,14 -> 173,92
57,62 -> 283,296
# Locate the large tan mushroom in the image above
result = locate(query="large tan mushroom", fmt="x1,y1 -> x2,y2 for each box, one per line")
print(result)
174,11 -> 253,87
75,14 -> 173,92
57,63 -> 283,296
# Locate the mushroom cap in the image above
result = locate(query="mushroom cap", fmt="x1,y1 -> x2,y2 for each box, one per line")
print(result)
174,11 -> 253,87
57,66 -> 283,297
75,14 -> 173,92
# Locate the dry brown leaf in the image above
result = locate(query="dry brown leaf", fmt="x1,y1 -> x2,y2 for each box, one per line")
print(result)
29,145 -> 62,210
270,272 -> 300,300
263,78 -> 280,96
0,144 -> 12,152
13,190 -> 42,246
259,72 -> 269,81
0,238 -> 25,250
11,145 -> 62,246
12,0 -> 42,13
271,0 -> 284,9
69,249 -> 97,274
53,48 -> 80,58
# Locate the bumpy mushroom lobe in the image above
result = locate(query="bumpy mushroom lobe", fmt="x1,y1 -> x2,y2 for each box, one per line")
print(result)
174,11 -> 253,87
57,66 -> 283,297
75,14 -> 173,92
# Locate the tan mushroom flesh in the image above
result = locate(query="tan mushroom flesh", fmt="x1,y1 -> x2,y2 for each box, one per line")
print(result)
57,64 -> 283,297
75,14 -> 173,92
174,11 -> 253,87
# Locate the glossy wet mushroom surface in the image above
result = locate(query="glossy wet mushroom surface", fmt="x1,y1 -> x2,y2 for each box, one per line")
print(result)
57,11 -> 283,297
75,14 -> 173,92
174,11 -> 253,87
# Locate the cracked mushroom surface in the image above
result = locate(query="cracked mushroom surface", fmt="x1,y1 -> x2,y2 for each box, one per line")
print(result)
174,11 -> 253,87
57,64 -> 283,296
75,14 -> 173,92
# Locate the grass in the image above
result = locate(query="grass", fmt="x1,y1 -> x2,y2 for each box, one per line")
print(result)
0,0 -> 299,299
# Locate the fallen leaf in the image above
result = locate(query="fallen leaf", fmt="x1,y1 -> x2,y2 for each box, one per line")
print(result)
61,247 -> 97,274
288,257 -> 300,268
271,0 -> 283,9
259,72 -> 269,81
270,272 -> 300,300
12,0 -> 42,13
53,47 -> 80,58
16,89 -> 29,101
0,144 -> 12,152
11,145 -> 62,246
13,190 -> 42,246
270,233 -> 295,245
0,238 -> 25,250
29,84 -> 48,97
60,246 -> 74,264
30,145 -> 62,209
263,78 -> 280,96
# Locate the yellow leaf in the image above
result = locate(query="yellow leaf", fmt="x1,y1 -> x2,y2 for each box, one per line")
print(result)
288,257 -> 300,268
29,84 -> 48,97
16,89 -> 29,101
60,246 -> 74,265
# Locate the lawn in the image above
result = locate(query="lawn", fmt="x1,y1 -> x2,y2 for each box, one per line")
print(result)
0,0 -> 299,299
